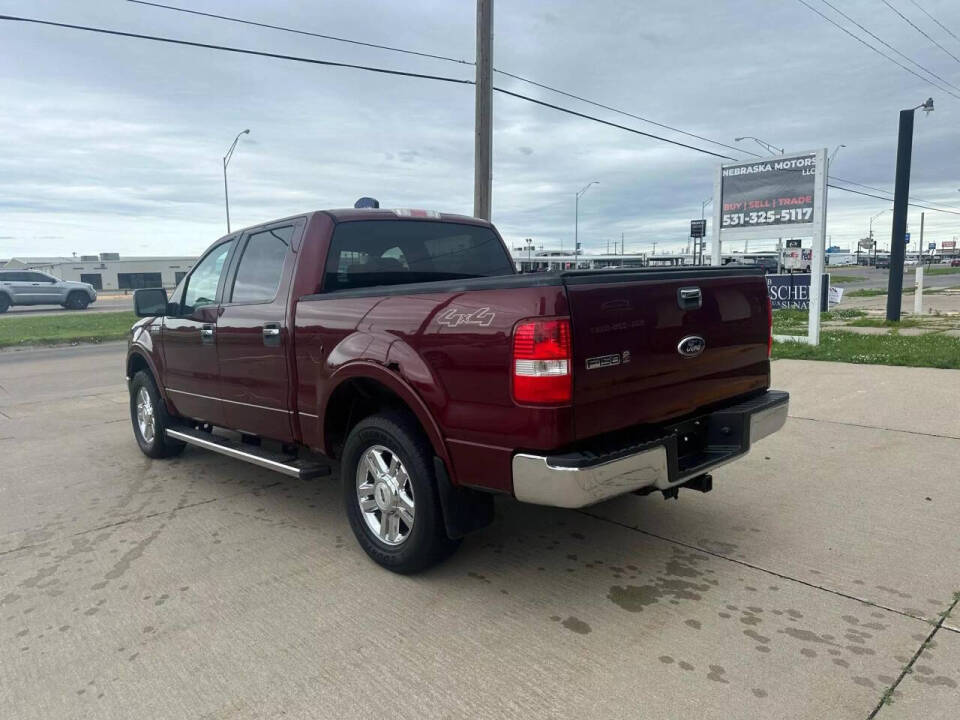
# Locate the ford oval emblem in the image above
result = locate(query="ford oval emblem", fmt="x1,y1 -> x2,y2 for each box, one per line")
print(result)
677,335 -> 706,358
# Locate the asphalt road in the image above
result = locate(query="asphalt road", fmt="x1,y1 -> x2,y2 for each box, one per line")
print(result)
4,294 -> 133,317
1,344 -> 958,719
827,264 -> 960,291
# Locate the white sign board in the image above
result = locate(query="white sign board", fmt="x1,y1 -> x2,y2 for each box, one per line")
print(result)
712,148 -> 829,345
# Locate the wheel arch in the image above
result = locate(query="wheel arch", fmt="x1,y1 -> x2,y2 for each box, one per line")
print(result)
126,347 -> 171,408
321,362 -> 449,468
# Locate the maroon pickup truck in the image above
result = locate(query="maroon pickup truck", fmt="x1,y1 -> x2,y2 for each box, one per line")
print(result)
126,207 -> 788,572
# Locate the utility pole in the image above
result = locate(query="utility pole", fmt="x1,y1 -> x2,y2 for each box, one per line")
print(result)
473,0 -> 493,221
887,99 -> 933,321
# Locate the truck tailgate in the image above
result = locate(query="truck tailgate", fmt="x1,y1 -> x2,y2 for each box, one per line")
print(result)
563,268 -> 770,440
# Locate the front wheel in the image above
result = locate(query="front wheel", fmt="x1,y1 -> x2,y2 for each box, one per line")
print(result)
129,370 -> 185,458
342,412 -> 459,573
66,292 -> 90,310
0,295 -> 9,313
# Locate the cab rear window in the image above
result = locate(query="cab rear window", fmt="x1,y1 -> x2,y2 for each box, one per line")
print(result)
324,220 -> 514,291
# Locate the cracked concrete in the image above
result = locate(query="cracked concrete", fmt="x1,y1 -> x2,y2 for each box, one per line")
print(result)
1,345 -> 958,719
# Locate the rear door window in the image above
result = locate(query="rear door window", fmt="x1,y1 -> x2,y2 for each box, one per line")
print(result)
324,220 -> 513,291
230,226 -> 293,303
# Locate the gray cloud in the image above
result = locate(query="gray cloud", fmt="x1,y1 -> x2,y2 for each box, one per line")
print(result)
0,0 -> 958,260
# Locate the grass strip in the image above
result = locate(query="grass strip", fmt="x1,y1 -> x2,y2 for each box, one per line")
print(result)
772,330 -> 960,369
0,311 -> 137,348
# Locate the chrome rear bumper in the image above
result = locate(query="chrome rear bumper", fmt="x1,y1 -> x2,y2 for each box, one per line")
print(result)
512,390 -> 789,508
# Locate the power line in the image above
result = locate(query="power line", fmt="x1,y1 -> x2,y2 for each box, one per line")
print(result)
881,0 -> 960,67
816,0 -> 960,95
127,0 -> 760,159
126,0 -> 472,66
830,175 -> 960,212
493,69 -> 760,159
906,0 -> 960,46
0,14 -> 734,160
793,0 -> 960,100
494,88 -> 733,159
827,183 -> 960,215
0,14 -> 474,85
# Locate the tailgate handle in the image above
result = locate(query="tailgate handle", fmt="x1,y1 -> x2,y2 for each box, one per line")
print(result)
678,287 -> 702,310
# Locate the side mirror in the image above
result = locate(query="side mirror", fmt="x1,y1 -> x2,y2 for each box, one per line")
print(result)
134,287 -> 169,317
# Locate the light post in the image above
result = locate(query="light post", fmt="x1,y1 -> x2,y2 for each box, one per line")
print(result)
887,98 -> 934,322
828,144 -> 846,170
574,181 -> 598,259
734,136 -> 785,155
866,208 -> 890,266
223,129 -> 250,233
699,197 -> 712,265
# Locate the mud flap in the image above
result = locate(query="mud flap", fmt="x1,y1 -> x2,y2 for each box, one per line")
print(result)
433,457 -> 494,539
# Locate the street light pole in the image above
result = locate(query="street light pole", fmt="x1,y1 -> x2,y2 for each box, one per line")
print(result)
887,98 -> 934,322
828,144 -> 846,171
734,136 -> 785,155
699,197 -> 712,266
866,208 -> 889,266
574,181 -> 598,259
223,129 -> 250,233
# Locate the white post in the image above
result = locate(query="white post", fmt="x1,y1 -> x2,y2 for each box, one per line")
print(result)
914,265 -> 924,315
806,148 -> 829,346
711,164 -> 723,266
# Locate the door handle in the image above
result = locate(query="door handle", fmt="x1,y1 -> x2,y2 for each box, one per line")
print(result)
201,324 -> 216,343
262,323 -> 281,347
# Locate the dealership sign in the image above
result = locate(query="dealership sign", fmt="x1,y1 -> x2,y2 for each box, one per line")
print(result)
712,148 -> 829,345
766,273 -> 829,312
720,154 -> 816,230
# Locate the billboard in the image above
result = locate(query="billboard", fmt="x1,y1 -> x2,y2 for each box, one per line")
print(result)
720,154 -> 816,230
944,240 -> 957,250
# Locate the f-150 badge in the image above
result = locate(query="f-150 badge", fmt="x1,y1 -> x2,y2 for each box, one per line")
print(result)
436,307 -> 496,328
586,351 -> 631,370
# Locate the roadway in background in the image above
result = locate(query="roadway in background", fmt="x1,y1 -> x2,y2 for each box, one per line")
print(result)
4,293 -> 133,317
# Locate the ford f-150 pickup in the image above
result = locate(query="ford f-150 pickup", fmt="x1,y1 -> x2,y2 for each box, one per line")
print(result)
126,207 -> 788,572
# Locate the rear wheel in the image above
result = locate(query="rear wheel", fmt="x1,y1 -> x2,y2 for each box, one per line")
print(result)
0,295 -> 9,313
67,292 -> 89,310
129,370 -> 185,458
342,412 -> 459,573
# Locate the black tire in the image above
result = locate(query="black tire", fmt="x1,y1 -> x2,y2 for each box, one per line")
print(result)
342,411 -> 460,573
0,295 -> 9,313
67,291 -> 90,310
129,370 -> 185,459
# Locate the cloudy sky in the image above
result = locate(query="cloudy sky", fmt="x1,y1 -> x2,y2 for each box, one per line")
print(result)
1,0 -> 959,260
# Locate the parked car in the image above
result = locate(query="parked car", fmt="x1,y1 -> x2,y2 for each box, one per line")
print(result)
125,207 -> 788,572
0,270 -> 97,312
951,259 -> 960,267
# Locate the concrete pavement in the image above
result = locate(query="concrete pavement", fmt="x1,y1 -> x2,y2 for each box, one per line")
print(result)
0,345 -> 957,719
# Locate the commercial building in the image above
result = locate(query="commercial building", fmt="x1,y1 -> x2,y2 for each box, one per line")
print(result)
1,253 -> 197,290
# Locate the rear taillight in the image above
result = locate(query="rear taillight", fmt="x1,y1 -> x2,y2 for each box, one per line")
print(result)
512,318 -> 572,405
766,295 -> 773,357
